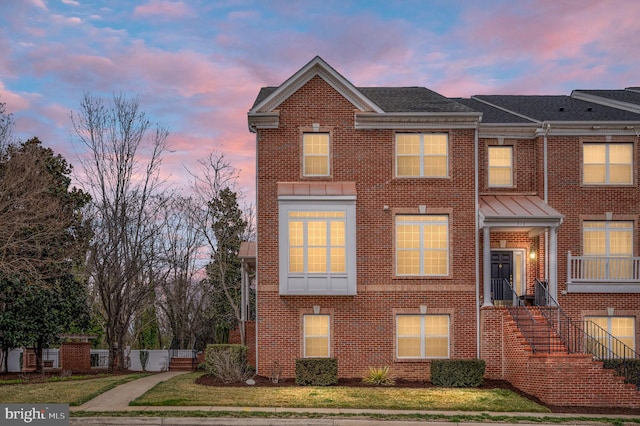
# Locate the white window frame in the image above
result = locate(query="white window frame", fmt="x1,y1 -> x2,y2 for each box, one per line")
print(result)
584,316 -> 635,356
302,133 -> 330,177
583,221 -> 633,257
583,142 -> 633,185
488,146 -> 513,187
303,314 -> 331,358
279,197 -> 356,295
396,215 -> 449,276
396,314 -> 450,359
395,133 -> 449,178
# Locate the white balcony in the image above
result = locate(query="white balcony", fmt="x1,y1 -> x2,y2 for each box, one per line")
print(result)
567,251 -> 640,293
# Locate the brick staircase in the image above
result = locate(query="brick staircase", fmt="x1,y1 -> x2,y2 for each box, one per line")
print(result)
505,306 -> 568,354
502,307 -> 640,408
168,357 -> 196,371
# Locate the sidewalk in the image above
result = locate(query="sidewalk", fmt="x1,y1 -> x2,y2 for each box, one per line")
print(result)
70,372 -> 640,425
74,371 -> 189,411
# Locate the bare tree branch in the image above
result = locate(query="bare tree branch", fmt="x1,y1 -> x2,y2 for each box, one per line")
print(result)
72,92 -> 169,371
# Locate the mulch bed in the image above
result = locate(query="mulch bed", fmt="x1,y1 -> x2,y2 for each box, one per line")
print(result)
196,374 -> 640,416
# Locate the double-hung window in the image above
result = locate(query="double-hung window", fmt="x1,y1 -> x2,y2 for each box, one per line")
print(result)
583,221 -> 633,280
396,314 -> 450,359
303,133 -> 330,176
488,146 -> 513,187
584,316 -> 635,357
303,314 -> 330,357
288,211 -> 346,274
396,215 -> 449,276
396,133 -> 448,177
583,143 -> 632,185
279,193 -> 356,295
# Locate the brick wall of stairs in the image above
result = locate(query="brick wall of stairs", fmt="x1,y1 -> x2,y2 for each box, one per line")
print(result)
481,306 -> 640,408
168,357 -> 195,371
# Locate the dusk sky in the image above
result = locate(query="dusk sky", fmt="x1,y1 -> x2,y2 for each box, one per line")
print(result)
1,0 -> 639,201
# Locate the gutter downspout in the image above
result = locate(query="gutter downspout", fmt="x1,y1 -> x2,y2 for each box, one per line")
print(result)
474,119 -> 481,359
543,123 -> 550,281
249,123 -> 260,375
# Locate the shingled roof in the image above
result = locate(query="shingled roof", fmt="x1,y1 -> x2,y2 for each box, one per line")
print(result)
358,87 -> 474,113
252,86 -> 475,114
470,95 -> 640,122
249,57 -> 640,125
453,97 -> 536,124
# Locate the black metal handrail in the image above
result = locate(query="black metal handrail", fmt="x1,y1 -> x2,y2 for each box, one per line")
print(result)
492,278 -> 550,354
490,277 -> 516,305
169,337 -> 198,369
534,279 -> 640,389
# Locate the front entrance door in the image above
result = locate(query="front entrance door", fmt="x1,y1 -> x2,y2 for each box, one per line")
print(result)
491,251 -> 513,303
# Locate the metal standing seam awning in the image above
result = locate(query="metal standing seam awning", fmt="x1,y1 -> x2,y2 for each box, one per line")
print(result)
479,195 -> 564,232
479,195 -> 564,305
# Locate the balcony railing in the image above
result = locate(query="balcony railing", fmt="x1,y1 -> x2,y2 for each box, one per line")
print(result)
567,251 -> 640,284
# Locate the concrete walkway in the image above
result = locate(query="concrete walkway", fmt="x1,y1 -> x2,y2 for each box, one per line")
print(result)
74,371 -> 189,411
70,372 -> 640,425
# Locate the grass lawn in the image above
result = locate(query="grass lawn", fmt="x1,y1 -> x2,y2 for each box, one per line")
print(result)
0,373 -> 150,406
131,372 -> 549,413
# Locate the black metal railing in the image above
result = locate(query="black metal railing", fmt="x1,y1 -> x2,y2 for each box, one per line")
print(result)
42,349 -> 59,369
533,279 -> 640,389
491,278 -> 516,305
90,351 -> 109,368
169,337 -> 198,369
494,278 -> 553,354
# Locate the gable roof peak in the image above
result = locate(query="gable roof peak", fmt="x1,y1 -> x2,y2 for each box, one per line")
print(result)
248,56 -> 383,115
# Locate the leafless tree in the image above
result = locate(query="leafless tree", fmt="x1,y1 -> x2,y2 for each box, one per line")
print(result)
71,92 -> 169,371
154,194 -> 210,350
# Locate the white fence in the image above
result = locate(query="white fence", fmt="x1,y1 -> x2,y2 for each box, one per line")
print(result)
2,349 -> 171,372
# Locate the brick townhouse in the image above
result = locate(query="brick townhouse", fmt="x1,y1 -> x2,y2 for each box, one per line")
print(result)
245,56 -> 640,407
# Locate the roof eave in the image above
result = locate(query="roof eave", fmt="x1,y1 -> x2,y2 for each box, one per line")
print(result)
355,111 -> 481,130
535,121 -> 640,136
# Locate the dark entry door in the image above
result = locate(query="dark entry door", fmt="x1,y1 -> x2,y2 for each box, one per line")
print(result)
490,251 -> 513,302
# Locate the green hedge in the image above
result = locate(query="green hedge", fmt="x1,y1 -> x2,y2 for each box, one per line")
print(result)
431,359 -> 485,387
295,358 -> 338,386
603,359 -> 640,386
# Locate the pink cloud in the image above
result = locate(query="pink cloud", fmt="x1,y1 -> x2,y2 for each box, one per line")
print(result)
133,1 -> 192,18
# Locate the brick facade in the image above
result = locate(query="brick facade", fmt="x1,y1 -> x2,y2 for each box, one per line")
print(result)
255,75 -> 478,379
481,307 -> 640,408
60,342 -> 91,372
248,57 -> 640,406
229,321 -> 256,368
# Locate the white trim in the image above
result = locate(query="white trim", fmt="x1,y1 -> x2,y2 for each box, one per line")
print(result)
303,314 -> 331,358
396,314 -> 450,359
249,56 -> 382,115
279,200 -> 357,295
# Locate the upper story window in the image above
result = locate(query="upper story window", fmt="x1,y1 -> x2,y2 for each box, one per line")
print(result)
279,195 -> 357,295
396,133 -> 448,178
396,215 -> 449,276
583,221 -> 633,280
304,314 -> 331,357
583,221 -> 633,257
303,133 -> 330,176
396,314 -> 450,359
289,211 -> 346,274
488,146 -> 513,187
583,143 -> 632,185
